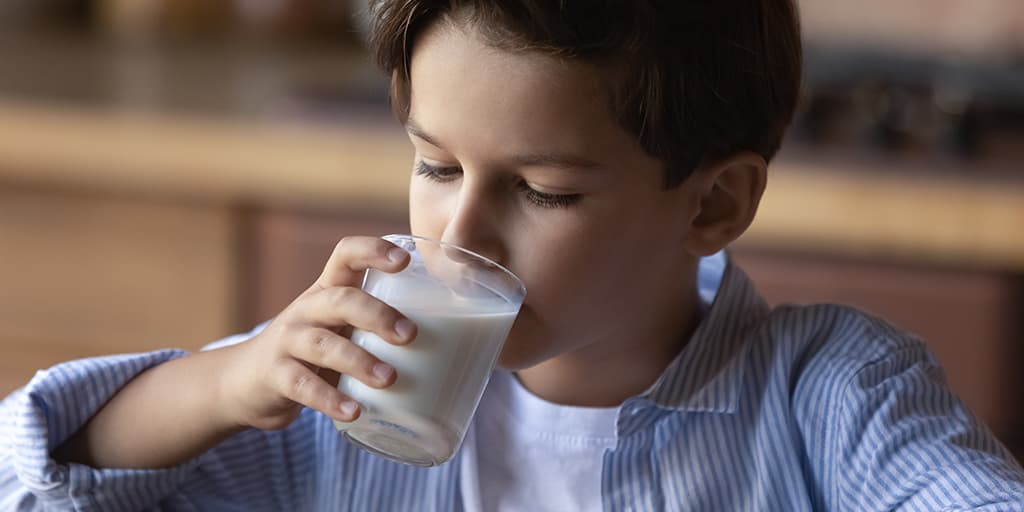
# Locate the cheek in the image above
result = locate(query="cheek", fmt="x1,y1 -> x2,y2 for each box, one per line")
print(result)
510,235 -> 606,326
514,218 -> 652,323
408,179 -> 450,239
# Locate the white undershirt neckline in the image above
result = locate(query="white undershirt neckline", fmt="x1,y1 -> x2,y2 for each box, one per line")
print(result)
460,369 -> 620,512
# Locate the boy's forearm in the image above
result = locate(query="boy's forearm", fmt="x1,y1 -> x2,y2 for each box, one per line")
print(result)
53,346 -> 246,469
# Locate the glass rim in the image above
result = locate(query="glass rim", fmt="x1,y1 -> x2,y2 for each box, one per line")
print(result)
382,234 -> 527,299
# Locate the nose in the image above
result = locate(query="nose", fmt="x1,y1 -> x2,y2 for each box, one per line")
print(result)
439,175 -> 506,267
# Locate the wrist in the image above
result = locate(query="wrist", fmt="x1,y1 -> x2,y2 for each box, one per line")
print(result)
205,344 -> 252,434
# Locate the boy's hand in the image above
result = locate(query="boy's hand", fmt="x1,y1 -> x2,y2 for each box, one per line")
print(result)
222,236 -> 417,431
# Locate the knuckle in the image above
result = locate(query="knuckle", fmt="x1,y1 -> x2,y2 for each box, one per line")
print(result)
337,286 -> 358,301
273,363 -> 310,397
280,307 -> 308,330
339,286 -> 360,302
330,286 -> 357,305
262,329 -> 292,356
334,236 -> 362,258
335,236 -> 352,254
308,330 -> 334,355
289,369 -> 312,394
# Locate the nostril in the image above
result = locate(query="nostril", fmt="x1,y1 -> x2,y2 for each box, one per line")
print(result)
439,240 -> 507,272
443,245 -> 484,265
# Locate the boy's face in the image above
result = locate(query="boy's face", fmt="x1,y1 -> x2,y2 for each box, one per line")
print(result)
406,21 -> 706,370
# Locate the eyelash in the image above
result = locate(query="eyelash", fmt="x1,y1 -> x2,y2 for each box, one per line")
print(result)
414,161 -> 582,209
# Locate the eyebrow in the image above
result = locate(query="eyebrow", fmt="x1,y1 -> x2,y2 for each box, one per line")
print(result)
405,117 -> 603,171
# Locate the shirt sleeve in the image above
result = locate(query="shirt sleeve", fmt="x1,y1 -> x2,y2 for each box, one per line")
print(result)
0,322 -> 317,511
833,342 -> 1024,511
0,350 -> 199,511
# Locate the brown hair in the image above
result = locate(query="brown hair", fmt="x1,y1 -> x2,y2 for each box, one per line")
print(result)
368,0 -> 802,187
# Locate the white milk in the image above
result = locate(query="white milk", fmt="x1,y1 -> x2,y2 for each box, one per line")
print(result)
334,270 -> 518,466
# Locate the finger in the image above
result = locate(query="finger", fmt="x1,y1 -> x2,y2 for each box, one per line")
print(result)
289,328 -> 397,389
312,236 -> 410,292
300,286 -> 417,345
271,359 -> 361,422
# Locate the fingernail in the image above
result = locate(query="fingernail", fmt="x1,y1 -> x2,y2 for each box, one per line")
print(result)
394,318 -> 415,341
372,362 -> 394,383
387,247 -> 407,263
339,400 -> 358,418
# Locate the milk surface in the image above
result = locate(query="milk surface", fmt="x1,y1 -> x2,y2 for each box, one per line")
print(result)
334,269 -> 518,466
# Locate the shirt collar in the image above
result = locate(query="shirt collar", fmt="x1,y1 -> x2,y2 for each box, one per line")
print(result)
640,250 -> 770,414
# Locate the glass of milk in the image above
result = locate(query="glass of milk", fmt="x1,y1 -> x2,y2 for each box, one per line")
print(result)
334,234 -> 525,467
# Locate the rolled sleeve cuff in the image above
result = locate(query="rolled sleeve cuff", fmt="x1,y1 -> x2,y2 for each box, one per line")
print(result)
8,349 -> 196,511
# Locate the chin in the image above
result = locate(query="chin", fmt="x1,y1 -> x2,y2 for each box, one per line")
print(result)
494,305 -> 567,370
495,323 -> 558,371
496,349 -> 541,371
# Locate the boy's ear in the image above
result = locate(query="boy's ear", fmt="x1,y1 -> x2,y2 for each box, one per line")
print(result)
682,152 -> 767,257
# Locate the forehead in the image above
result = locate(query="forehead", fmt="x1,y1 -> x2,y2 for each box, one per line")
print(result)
405,20 -> 640,161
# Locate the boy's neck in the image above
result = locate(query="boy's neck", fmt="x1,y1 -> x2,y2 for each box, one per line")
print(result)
514,293 -> 702,408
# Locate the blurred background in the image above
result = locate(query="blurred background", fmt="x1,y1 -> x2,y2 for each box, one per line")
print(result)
0,0 -> 1021,457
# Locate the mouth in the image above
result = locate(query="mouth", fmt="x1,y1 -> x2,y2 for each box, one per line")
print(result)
515,302 -> 533,318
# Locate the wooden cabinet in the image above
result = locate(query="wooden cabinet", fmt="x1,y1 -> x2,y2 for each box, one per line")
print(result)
242,206 -> 409,325
0,185 -> 237,394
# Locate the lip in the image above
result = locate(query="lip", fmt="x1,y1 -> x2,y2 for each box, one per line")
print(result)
512,302 -> 534,322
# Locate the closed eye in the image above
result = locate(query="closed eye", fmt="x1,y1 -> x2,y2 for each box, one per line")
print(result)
415,161 -> 582,209
515,182 -> 582,208
414,161 -> 462,182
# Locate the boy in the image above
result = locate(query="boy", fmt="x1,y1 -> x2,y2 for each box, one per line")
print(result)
3,0 -> 1024,510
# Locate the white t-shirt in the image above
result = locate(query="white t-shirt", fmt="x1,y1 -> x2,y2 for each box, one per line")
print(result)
460,369 -> 620,512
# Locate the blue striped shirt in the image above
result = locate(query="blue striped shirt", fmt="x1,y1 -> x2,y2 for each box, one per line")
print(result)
3,254 -> 1024,511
